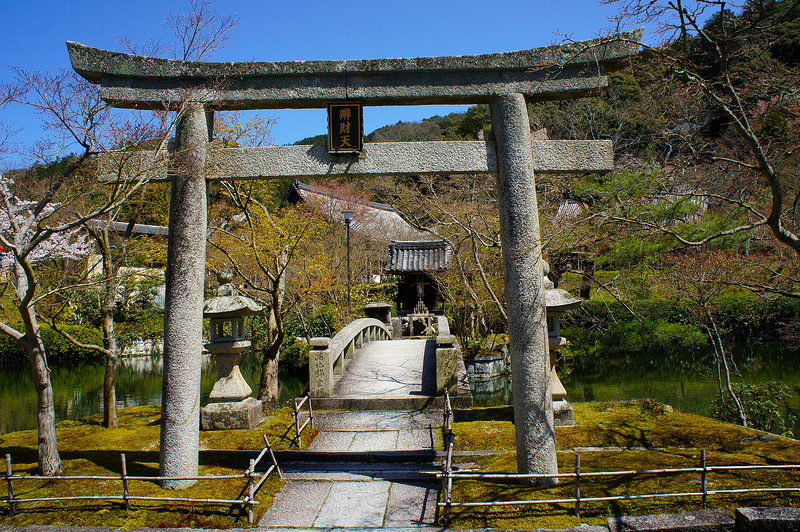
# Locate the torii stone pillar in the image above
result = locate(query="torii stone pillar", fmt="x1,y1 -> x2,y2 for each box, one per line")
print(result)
492,94 -> 557,484
68,30 -> 640,486
158,103 -> 209,489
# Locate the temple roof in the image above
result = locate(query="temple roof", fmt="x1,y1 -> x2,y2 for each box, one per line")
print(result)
386,240 -> 451,274
288,181 -> 426,242
86,220 -> 169,236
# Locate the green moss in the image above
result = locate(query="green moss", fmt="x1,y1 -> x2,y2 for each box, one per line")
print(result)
0,405 -> 315,528
445,401 -> 800,528
5,401 -> 800,529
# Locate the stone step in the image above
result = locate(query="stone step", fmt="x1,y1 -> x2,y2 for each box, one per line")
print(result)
608,509 -> 735,532
266,450 -> 443,464
310,409 -> 444,430
280,461 -> 441,481
735,507 -> 800,531
310,394 -> 472,410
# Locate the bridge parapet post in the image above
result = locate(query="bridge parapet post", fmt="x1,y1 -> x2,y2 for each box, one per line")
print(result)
309,337 -> 333,397
436,316 -> 458,394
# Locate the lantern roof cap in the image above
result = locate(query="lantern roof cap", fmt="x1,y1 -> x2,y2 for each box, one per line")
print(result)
203,271 -> 264,318
543,260 -> 583,312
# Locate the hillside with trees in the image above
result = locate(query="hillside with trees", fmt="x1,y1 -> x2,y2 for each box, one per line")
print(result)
336,0 -> 800,430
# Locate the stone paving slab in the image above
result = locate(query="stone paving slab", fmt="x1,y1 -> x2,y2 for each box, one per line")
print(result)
259,481 -> 332,527
608,508 -> 734,531
258,528 -> 445,532
310,429 -> 435,452
279,461 -> 439,481
314,481 -> 392,527
735,506 -> 800,531
384,481 -> 438,527
397,428 -> 437,450
258,480 -> 438,528
348,431 -> 400,452
309,431 -> 356,451
312,410 -> 443,431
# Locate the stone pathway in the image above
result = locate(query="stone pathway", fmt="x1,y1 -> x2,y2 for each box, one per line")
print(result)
259,410 -> 442,528
331,339 -> 435,398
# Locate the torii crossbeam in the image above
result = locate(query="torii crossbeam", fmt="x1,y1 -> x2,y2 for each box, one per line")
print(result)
70,30 -> 640,489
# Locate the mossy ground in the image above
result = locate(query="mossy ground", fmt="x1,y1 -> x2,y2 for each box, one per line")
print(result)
3,401 -> 799,529
446,401 -> 800,529
0,405 -> 315,529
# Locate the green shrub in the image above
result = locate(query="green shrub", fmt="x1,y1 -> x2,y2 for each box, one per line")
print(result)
0,324 -> 104,361
461,335 -> 508,358
711,381 -> 796,436
280,341 -> 310,371
564,318 -> 706,356
462,337 -> 487,358
280,308 -> 337,349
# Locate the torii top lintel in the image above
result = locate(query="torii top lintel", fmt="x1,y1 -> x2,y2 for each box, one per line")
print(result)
67,29 -> 641,111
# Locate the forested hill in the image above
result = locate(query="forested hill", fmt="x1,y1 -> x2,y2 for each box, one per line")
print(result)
293,104 -> 490,146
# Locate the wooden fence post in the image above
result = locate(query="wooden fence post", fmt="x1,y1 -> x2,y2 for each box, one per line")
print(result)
701,449 -> 707,509
5,454 -> 15,517
247,458 -> 255,524
120,453 -> 131,511
263,434 -> 283,480
574,453 -> 581,518
293,398 -> 301,447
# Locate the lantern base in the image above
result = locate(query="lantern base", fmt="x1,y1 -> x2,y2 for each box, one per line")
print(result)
201,397 -> 262,431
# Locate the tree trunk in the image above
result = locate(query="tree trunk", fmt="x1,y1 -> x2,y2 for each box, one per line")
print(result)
709,316 -> 748,427
258,321 -> 281,410
28,335 -> 62,475
15,259 -> 62,475
103,353 -> 119,429
259,255 -> 286,410
99,229 -> 120,429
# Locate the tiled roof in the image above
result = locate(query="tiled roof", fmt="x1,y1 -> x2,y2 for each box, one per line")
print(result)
288,181 -> 426,241
86,220 -> 169,236
386,240 -> 451,273
555,199 -> 585,219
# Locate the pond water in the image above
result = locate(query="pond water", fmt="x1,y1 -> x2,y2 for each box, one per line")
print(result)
471,342 -> 800,437
0,354 -> 306,435
3,342 -> 798,437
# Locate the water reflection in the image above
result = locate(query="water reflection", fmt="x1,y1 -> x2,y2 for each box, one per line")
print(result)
469,343 -> 800,437
0,353 -> 307,435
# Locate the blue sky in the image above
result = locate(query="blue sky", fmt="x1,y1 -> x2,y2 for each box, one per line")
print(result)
1,0 -> 643,168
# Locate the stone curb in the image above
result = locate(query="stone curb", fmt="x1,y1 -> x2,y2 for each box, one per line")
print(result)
3,508 -> 800,532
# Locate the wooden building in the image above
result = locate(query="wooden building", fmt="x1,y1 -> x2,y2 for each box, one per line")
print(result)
386,240 -> 451,315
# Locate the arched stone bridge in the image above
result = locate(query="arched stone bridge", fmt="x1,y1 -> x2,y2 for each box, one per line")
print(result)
308,316 -> 472,410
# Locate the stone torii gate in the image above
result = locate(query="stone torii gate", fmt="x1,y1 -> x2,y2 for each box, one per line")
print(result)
68,31 -> 639,488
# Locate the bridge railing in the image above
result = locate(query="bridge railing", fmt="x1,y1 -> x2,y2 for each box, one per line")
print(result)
308,318 -> 392,397
435,315 -> 459,395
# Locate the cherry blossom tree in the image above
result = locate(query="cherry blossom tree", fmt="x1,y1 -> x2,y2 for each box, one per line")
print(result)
0,67 -> 166,474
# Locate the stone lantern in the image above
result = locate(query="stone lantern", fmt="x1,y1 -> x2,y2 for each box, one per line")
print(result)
200,270 -> 264,431
543,261 -> 582,426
